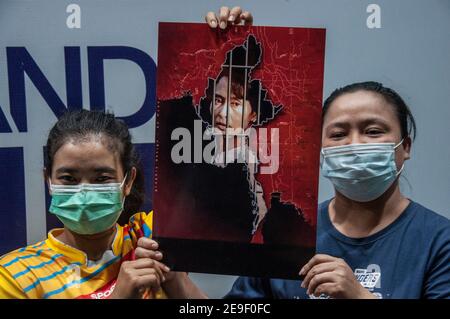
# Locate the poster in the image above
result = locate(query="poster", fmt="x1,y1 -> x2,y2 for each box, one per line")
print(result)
154,22 -> 325,279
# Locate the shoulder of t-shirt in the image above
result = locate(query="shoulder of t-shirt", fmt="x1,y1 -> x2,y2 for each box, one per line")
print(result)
0,240 -> 52,268
407,201 -> 450,235
316,199 -> 449,233
318,199 -> 331,212
0,240 -> 55,293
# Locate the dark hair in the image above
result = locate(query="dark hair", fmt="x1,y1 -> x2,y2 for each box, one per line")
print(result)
45,109 -> 144,225
199,34 -> 281,126
322,81 -> 417,140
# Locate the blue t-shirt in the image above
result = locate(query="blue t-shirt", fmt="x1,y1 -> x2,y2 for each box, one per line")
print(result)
225,200 -> 450,299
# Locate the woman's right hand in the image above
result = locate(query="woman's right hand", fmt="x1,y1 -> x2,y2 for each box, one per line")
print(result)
109,238 -> 170,299
205,6 -> 253,29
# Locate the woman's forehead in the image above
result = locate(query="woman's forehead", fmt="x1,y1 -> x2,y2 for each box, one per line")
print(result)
216,76 -> 229,88
216,76 -> 244,97
52,139 -> 121,170
323,91 -> 398,125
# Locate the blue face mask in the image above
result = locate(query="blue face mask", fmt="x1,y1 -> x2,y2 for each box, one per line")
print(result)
321,141 -> 404,202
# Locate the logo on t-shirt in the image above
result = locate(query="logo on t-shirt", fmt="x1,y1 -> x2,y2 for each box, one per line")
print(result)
307,264 -> 383,299
354,267 -> 380,289
355,264 -> 382,299
89,282 -> 116,299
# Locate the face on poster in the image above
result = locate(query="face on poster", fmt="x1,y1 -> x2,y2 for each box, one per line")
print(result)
154,22 -> 325,279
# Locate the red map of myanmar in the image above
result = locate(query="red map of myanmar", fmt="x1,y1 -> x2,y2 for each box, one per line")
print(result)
157,23 -> 326,225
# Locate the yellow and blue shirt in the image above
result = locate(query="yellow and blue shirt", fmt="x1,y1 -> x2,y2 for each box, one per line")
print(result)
0,212 -> 165,299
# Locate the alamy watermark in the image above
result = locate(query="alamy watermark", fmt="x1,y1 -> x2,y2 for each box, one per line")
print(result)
170,120 -> 279,175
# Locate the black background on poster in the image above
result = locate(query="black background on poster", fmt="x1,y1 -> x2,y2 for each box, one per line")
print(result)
155,237 -> 314,280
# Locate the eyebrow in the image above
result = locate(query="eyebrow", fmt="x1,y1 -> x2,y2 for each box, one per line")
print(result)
215,91 -> 240,100
55,166 -> 117,174
326,117 -> 390,129
55,167 -> 78,174
359,118 -> 390,127
324,121 -> 349,130
93,167 -> 117,174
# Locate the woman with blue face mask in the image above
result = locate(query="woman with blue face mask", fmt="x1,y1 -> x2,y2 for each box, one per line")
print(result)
227,81 -> 450,299
205,7 -> 450,299
0,110 -> 206,299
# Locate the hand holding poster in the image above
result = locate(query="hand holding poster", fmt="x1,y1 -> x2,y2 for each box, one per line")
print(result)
154,23 -> 325,279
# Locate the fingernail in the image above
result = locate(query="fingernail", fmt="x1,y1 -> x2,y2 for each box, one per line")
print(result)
155,252 -> 162,258
164,266 -> 170,272
220,21 -> 227,29
299,267 -> 305,275
301,282 -> 305,288
151,242 -> 158,249
228,15 -> 235,22
211,20 -> 217,28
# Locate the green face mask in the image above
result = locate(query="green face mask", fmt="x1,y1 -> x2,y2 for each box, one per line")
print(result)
48,177 -> 126,235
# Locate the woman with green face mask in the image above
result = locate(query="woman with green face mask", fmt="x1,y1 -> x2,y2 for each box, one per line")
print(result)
0,110 -> 206,299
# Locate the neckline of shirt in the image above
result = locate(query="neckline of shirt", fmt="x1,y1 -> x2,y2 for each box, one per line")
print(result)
320,198 -> 417,245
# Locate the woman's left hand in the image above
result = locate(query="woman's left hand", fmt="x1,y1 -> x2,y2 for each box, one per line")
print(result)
136,237 -> 207,298
299,254 -> 377,299
135,237 -> 175,282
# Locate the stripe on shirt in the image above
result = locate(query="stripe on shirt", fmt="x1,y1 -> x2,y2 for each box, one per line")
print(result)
2,249 -> 52,267
23,261 -> 84,293
142,223 -> 152,237
42,255 -> 120,298
13,254 -> 63,279
18,241 -> 45,252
